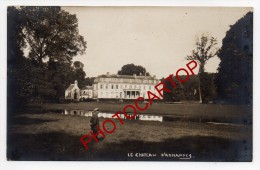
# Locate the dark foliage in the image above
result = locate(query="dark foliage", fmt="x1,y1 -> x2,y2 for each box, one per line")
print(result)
118,63 -> 150,76
215,12 -> 253,104
162,74 -> 216,102
162,75 -> 199,102
199,72 -> 217,103
7,6 -> 87,106
85,77 -> 95,86
7,6 -> 28,108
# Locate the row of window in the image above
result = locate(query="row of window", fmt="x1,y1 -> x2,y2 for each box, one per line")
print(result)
96,84 -> 153,90
98,91 -> 145,98
81,91 -> 91,95
97,78 -> 157,84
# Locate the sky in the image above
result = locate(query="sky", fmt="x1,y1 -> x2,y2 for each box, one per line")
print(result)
63,6 -> 252,79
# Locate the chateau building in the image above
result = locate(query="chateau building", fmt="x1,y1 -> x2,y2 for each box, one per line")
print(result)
92,72 -> 161,100
65,73 -> 162,101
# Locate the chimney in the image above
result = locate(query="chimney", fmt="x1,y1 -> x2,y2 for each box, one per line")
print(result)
107,72 -> 110,76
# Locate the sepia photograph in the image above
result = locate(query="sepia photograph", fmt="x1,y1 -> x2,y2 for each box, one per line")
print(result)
6,6 -> 253,161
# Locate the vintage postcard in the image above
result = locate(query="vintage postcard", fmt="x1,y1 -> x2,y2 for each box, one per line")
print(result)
6,6 -> 253,162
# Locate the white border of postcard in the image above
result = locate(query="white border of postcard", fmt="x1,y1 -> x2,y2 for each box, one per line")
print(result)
0,0 -> 260,170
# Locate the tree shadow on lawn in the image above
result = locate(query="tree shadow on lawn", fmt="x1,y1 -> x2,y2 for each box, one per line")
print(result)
7,131 -> 252,161
12,117 -> 57,126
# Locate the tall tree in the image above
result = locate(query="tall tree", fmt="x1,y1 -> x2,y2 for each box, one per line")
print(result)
7,7 -> 31,107
7,6 -> 87,103
118,63 -> 150,76
73,61 -> 87,88
186,34 -> 219,74
215,12 -> 253,104
20,6 -> 86,65
7,7 -> 25,66
186,34 -> 219,103
85,77 -> 95,86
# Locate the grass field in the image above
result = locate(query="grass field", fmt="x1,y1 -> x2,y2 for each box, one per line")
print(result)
33,102 -> 252,124
7,102 -> 252,161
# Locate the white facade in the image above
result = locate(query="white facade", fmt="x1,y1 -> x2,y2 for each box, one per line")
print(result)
92,73 -> 161,100
80,86 -> 93,100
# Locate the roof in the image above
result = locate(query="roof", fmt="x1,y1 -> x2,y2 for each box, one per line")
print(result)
97,74 -> 157,80
66,83 -> 79,91
82,86 -> 93,90
66,84 -> 75,91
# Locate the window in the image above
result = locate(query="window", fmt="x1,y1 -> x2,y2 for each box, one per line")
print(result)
149,86 -> 151,90
144,86 -> 146,90
112,84 -> 114,89
116,84 -> 118,89
100,84 -> 103,89
106,84 -> 108,89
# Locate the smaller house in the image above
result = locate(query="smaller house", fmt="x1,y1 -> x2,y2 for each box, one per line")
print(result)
80,86 -> 94,100
65,80 -> 80,101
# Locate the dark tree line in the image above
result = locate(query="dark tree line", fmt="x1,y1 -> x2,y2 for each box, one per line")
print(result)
162,75 -> 199,102
216,12 -> 253,104
7,6 -> 87,107
162,74 -> 216,102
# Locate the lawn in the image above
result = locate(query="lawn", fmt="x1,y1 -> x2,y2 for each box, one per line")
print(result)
7,102 -> 252,161
33,102 -> 252,124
